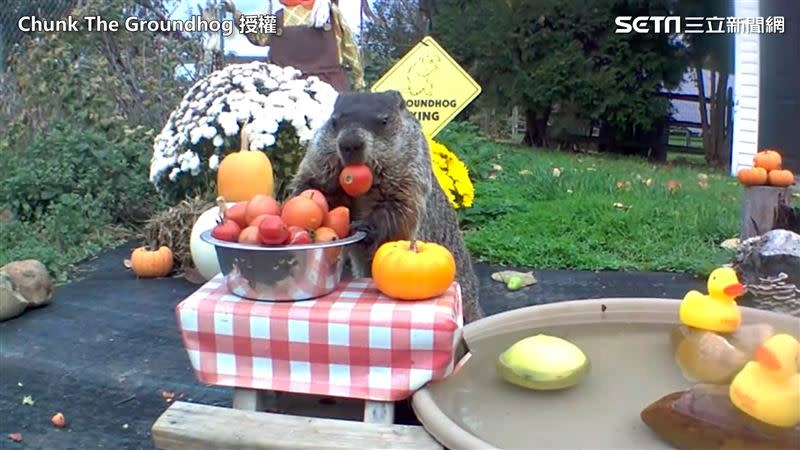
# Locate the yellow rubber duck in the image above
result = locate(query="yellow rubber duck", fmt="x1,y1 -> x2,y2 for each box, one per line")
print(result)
729,333 -> 800,428
679,267 -> 745,333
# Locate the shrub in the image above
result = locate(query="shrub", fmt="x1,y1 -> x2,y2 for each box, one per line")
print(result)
1,122 -> 160,226
0,123 -> 159,279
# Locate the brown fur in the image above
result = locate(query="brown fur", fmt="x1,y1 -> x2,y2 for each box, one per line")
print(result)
289,90 -> 484,323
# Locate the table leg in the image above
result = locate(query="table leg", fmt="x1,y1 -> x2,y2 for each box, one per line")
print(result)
233,388 -> 282,412
363,400 -> 395,424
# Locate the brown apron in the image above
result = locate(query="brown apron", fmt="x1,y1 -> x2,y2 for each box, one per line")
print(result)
268,9 -> 350,92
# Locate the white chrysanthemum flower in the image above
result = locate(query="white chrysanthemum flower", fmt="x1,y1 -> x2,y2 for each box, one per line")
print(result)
150,62 -> 338,192
217,111 -> 239,136
262,133 -> 276,147
202,125 -> 217,139
189,127 -> 204,145
297,127 -> 314,143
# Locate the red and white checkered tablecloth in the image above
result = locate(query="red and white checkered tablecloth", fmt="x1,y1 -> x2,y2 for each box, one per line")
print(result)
176,275 -> 464,402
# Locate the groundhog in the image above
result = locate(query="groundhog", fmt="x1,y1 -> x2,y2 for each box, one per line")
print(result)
289,90 -> 484,324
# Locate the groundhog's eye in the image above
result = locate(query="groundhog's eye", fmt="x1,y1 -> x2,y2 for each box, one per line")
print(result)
380,116 -> 389,125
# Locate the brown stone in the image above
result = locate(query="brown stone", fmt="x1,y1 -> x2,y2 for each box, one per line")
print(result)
0,259 -> 54,306
0,271 -> 29,321
641,384 -> 800,450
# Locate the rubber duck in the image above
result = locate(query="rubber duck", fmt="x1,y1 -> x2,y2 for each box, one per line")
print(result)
729,333 -> 800,428
679,267 -> 745,333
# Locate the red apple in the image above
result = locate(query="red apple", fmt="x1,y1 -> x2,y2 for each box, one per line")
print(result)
212,219 -> 242,242
281,196 -> 325,230
246,194 -> 281,224
249,213 -> 272,228
226,201 -> 249,228
287,226 -> 313,245
238,225 -> 261,245
258,214 -> 290,245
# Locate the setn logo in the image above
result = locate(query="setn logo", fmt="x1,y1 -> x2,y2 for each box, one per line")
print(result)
615,16 -> 681,34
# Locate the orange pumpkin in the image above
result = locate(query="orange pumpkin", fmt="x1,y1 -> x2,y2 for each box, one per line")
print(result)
130,245 -> 174,278
216,127 -> 274,202
767,169 -> 795,187
753,149 -> 782,171
737,167 -> 768,186
371,240 -> 456,301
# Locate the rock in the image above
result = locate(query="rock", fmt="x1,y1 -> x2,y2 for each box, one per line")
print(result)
641,384 -> 800,450
0,260 -> 54,306
669,325 -> 770,384
0,271 -> 29,321
733,229 -> 800,315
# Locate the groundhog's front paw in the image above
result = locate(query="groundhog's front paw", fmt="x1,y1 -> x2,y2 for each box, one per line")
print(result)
350,219 -> 375,246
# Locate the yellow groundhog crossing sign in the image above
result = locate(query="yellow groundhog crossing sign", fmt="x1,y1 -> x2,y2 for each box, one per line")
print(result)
370,36 -> 482,138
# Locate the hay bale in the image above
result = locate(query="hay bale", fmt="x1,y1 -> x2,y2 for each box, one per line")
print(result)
141,197 -> 215,272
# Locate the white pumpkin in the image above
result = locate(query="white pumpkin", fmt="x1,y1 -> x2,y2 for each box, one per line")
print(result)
189,203 -> 233,280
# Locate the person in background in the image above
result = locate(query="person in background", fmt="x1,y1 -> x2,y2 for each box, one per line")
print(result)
224,0 -> 365,92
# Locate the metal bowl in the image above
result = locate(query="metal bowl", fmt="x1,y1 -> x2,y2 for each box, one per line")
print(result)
200,230 -> 365,302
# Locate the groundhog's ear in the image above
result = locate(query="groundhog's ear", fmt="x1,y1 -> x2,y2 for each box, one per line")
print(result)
386,90 -> 406,111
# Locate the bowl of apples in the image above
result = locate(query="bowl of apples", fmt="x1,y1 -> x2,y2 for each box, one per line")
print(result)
200,190 -> 364,301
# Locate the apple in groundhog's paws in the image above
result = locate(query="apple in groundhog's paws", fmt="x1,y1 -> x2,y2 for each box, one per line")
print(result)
258,215 -> 289,245
287,226 -> 313,245
212,219 -> 241,242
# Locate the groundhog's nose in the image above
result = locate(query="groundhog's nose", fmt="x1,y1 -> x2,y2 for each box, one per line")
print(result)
337,132 -> 365,159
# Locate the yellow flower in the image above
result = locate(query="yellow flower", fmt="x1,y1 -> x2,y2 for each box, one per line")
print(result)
427,137 -> 475,209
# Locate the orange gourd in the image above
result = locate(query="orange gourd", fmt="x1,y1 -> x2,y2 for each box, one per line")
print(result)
767,169 -> 795,187
371,240 -> 456,301
753,149 -> 782,171
737,167 -> 768,186
216,127 -> 274,202
130,244 -> 174,278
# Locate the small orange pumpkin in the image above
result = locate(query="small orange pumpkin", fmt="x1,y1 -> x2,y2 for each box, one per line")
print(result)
753,149 -> 782,171
130,244 -> 174,278
737,167 -> 768,186
767,169 -> 795,187
216,127 -> 274,202
371,240 -> 456,300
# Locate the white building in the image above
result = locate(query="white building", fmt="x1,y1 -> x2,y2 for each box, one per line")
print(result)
730,0 -> 799,175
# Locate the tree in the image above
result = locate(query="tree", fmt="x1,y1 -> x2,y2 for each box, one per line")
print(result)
361,0 -> 428,86
676,0 -> 734,169
433,0 -> 685,150
2,0 -> 203,138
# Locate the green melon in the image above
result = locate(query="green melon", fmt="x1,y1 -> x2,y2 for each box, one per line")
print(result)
497,334 -> 590,390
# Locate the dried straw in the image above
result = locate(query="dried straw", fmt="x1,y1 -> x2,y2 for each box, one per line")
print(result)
140,196 -> 215,271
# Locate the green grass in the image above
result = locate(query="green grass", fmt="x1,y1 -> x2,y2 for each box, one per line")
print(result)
439,124 -> 741,276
